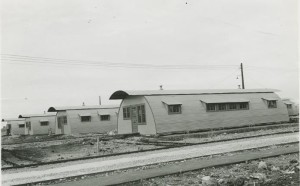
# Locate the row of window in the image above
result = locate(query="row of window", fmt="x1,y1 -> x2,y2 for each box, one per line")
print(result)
80,115 -> 110,122
19,121 -> 47,128
18,115 -> 111,128
207,102 -> 249,112
121,100 -> 279,120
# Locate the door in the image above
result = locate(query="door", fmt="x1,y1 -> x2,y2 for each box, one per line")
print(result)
131,106 -> 138,133
61,122 -> 65,134
58,116 -> 65,134
6,124 -> 11,136
26,122 -> 31,135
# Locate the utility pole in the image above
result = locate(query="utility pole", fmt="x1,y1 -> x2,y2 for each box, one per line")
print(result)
240,63 -> 245,89
99,96 -> 101,105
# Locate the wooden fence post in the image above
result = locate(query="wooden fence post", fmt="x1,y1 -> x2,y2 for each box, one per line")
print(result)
97,136 -> 99,152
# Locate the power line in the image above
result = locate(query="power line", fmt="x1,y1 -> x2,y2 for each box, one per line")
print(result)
211,68 -> 240,88
245,65 -> 298,72
1,54 -> 239,70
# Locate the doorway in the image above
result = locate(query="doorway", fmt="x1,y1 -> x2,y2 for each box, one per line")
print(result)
6,124 -> 11,136
130,106 -> 138,133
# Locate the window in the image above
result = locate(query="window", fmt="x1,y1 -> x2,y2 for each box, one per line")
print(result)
239,102 -> 249,110
206,102 -> 249,112
168,105 -> 182,114
40,121 -> 49,126
218,103 -> 226,111
19,124 -> 25,128
207,104 -> 216,111
228,103 -> 237,110
123,107 -> 131,120
100,115 -> 110,121
137,105 -> 146,124
286,104 -> 292,109
81,116 -> 91,122
267,100 -> 277,108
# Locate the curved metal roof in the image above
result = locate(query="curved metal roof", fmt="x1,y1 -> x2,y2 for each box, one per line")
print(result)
19,113 -> 57,118
110,89 -> 279,100
2,118 -> 25,122
48,105 -> 119,112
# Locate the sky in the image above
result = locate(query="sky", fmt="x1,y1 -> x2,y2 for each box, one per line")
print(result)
1,0 -> 299,118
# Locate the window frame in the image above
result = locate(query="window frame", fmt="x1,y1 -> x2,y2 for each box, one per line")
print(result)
123,106 -> 131,120
19,124 -> 25,128
206,102 -> 249,112
168,104 -> 182,115
286,104 -> 292,109
206,103 -> 217,111
80,115 -> 91,122
40,121 -> 49,126
136,104 -> 146,125
100,115 -> 110,121
267,100 -> 277,108
239,102 -> 249,110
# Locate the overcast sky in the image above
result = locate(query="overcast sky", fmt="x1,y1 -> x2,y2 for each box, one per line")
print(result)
1,0 -> 298,118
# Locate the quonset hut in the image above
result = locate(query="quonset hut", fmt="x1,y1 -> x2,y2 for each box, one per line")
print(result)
19,113 -> 56,135
110,89 -> 290,135
48,105 -> 119,135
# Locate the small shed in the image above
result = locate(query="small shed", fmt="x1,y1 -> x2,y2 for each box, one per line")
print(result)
19,113 -> 56,135
110,89 -> 290,135
2,118 -> 26,135
48,105 -> 119,135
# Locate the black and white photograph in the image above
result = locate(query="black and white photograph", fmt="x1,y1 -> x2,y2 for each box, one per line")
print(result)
1,0 -> 299,185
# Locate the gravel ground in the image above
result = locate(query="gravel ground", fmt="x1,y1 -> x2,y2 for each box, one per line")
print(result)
138,153 -> 299,186
38,143 -> 299,186
7,139 -> 157,163
2,125 -> 297,167
177,126 -> 299,144
2,133 -> 298,186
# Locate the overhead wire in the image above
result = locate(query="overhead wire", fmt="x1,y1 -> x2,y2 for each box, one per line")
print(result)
1,54 -> 239,70
211,68 -> 241,88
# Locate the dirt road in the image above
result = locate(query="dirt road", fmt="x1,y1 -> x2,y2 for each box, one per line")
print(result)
2,133 -> 298,186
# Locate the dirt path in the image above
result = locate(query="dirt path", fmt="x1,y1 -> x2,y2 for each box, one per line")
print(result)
2,133 -> 298,186
50,145 -> 299,186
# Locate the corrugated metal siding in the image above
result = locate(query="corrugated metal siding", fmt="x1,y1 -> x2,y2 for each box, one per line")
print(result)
67,108 -> 118,134
9,120 -> 26,135
27,116 -> 56,135
287,105 -> 299,116
118,96 -> 156,135
145,93 -> 289,134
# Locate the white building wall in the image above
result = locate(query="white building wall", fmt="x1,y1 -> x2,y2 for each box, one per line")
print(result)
145,92 -> 289,134
26,116 -> 56,135
9,120 -> 26,135
66,108 -> 118,135
118,96 -> 156,135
